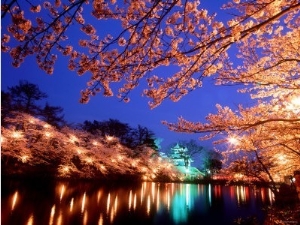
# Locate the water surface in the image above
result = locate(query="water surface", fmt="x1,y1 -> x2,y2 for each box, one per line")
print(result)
1,179 -> 274,224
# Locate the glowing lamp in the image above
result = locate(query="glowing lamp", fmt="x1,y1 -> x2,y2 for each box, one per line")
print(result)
12,131 -> 23,139
228,137 -> 239,145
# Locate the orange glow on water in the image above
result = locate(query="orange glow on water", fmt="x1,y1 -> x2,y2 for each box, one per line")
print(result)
11,191 -> 18,211
60,185 -> 65,201
26,214 -> 34,225
70,198 -> 74,212
49,205 -> 55,225
81,192 -> 86,213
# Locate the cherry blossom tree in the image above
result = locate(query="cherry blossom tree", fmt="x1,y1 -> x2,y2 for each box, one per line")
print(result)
2,0 -> 299,105
2,0 -> 300,192
1,112 -> 179,180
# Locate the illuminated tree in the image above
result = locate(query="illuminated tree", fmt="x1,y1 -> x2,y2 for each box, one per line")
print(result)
164,99 -> 300,193
2,1 -> 298,105
2,0 -> 300,192
1,112 -> 179,181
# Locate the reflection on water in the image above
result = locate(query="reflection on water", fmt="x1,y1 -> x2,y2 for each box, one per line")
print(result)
1,180 -> 274,225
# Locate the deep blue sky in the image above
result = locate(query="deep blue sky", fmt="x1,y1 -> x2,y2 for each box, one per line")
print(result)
1,1 -> 253,151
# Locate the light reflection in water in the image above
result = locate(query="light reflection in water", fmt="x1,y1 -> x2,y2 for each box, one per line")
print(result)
133,193 -> 137,211
171,183 -> 193,224
97,190 -> 102,204
98,213 -> 103,225
81,192 -> 86,213
128,190 -> 132,211
147,195 -> 151,215
83,210 -> 88,225
268,188 -> 275,204
208,183 -> 212,206
49,205 -> 55,225
70,198 -> 74,212
156,187 -> 160,211
3,181 -> 274,225
60,185 -> 65,202
11,191 -> 18,211
26,214 -> 34,225
114,195 -> 118,215
106,193 -> 110,213
57,210 -> 63,225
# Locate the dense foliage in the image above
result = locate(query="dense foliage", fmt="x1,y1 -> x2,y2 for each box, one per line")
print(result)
1,112 -> 180,181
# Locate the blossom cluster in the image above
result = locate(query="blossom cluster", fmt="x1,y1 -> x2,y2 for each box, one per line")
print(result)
1,112 -> 179,180
3,0 -> 298,107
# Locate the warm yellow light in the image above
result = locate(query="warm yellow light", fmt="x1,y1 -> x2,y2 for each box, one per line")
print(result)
70,198 -> 74,212
60,185 -> 65,201
85,157 -> 93,164
20,155 -> 29,163
77,148 -> 82,154
45,132 -> 51,138
286,96 -> 300,113
70,135 -> 78,143
98,214 -> 103,225
27,214 -> 34,225
106,135 -> 115,141
49,205 -> 55,225
61,165 -> 70,174
277,154 -> 288,165
11,191 -> 18,211
92,141 -> 98,146
81,192 -> 86,213
228,137 -> 239,145
100,165 -> 106,171
43,124 -> 50,129
12,131 -> 23,139
291,96 -> 300,106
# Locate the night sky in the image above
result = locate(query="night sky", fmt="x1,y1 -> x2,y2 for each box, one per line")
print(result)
1,1 -> 253,151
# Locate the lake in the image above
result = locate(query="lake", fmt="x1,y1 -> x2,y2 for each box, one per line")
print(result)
1,179 -> 274,225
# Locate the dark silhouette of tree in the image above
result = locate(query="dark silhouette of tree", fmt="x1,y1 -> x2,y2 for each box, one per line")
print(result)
131,125 -> 157,150
81,119 -> 157,150
203,149 -> 222,175
81,120 -> 102,135
1,90 -> 13,125
2,80 -> 66,129
8,80 -> 47,115
40,102 -> 66,128
178,139 -> 204,157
